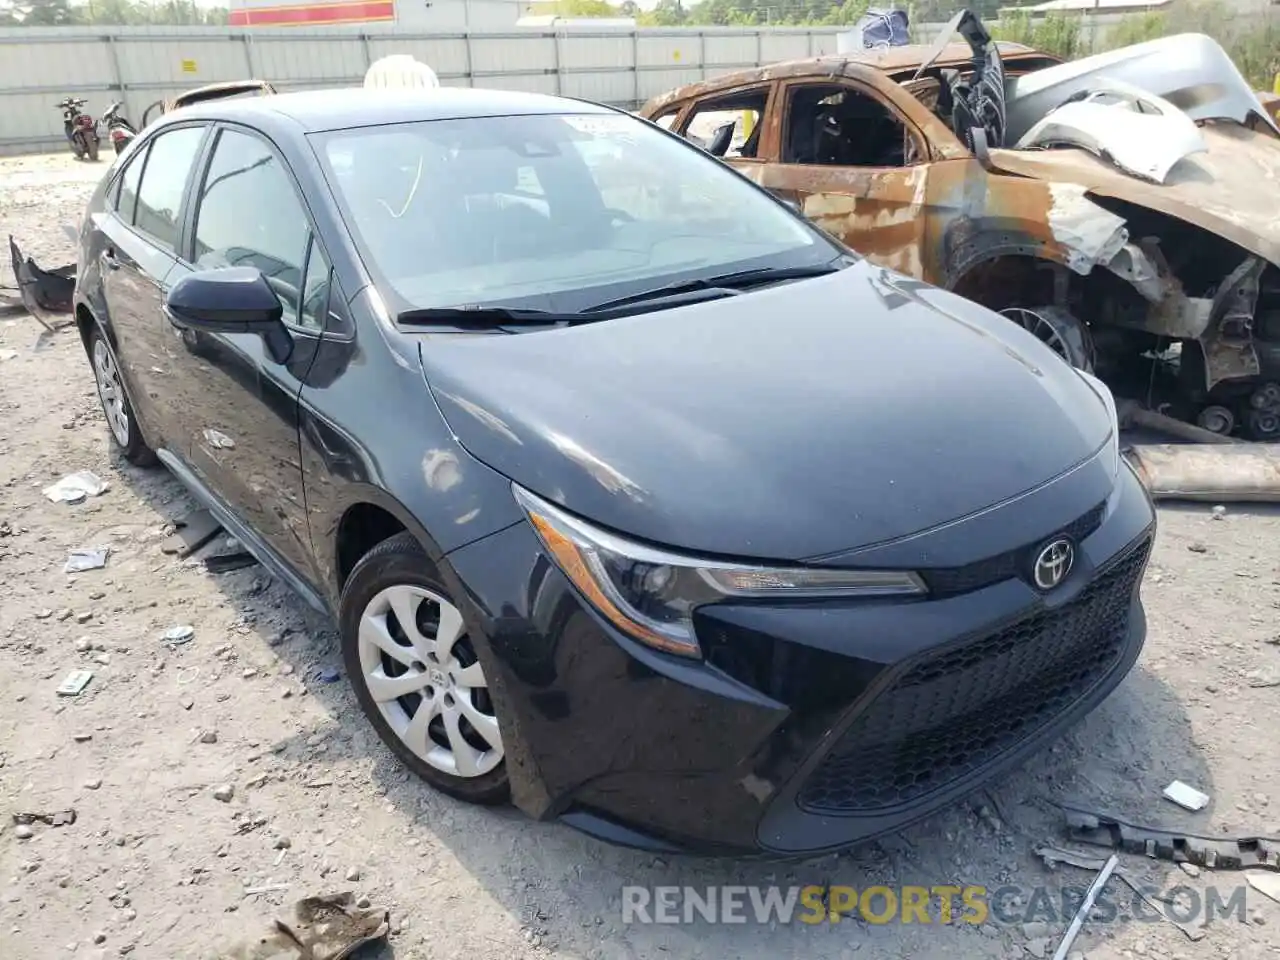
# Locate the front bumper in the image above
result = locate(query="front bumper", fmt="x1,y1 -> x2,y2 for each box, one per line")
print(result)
444,459 -> 1156,857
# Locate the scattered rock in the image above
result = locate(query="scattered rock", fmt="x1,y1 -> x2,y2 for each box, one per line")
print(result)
122,908 -> 136,922
14,824 -> 34,840
1021,921 -> 1051,939
273,836 -> 291,850
93,933 -> 106,945
1187,542 -> 1208,554
84,778 -> 102,790
242,668 -> 258,679
35,609 -> 53,619
74,637 -> 91,652
74,732 -> 93,742
199,730 -> 218,744
212,784 -> 235,803
1211,505 -> 1227,519
1254,793 -> 1269,806
1252,911 -> 1267,925
356,895 -> 371,909
57,608 -> 73,621
1026,938 -> 1050,959
75,611 -> 93,624
345,867 -> 361,882
1179,862 -> 1201,878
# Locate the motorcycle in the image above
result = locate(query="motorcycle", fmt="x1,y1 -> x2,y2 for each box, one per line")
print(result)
100,100 -> 136,156
58,97 -> 100,162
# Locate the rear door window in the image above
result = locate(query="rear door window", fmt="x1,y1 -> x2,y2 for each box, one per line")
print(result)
132,126 -> 206,251
113,145 -> 148,223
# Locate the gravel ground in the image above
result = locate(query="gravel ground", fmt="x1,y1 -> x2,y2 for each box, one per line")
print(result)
2,152 -> 1279,960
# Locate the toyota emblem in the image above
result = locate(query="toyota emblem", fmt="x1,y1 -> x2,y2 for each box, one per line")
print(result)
1033,538 -> 1075,591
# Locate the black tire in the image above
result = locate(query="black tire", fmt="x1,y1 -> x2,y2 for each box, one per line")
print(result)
87,327 -> 157,467
339,532 -> 510,805
999,305 -> 1096,372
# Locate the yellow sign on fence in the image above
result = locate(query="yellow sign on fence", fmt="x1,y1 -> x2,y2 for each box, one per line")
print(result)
181,59 -> 198,74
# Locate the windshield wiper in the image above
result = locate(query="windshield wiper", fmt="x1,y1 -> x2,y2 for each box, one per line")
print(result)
580,262 -> 846,315
396,306 -> 586,328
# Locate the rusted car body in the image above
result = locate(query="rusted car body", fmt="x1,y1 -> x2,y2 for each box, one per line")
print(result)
638,13 -> 1280,439
141,79 -> 277,127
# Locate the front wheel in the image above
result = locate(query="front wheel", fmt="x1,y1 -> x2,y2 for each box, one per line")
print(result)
340,532 -> 509,805
999,305 -> 1095,372
86,137 -> 99,162
89,328 -> 156,466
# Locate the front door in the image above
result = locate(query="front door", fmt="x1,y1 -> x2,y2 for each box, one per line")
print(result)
163,124 -> 331,584
755,78 -> 932,276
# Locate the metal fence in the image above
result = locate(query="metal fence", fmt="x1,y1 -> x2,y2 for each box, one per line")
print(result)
0,24 -> 852,155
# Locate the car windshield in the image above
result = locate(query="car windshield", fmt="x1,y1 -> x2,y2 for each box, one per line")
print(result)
314,111 -> 839,316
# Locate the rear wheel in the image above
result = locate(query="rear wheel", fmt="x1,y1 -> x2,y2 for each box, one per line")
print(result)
340,532 -> 509,805
89,328 -> 156,466
1000,305 -> 1095,372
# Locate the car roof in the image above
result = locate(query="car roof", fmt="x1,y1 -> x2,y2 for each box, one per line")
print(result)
166,87 -> 614,134
641,41 -> 1051,109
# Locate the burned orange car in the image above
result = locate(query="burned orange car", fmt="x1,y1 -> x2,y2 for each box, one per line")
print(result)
639,11 -> 1280,439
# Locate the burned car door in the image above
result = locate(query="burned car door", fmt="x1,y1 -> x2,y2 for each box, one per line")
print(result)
754,76 -> 934,273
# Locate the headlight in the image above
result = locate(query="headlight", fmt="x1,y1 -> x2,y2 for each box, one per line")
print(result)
1076,368 -> 1120,477
513,485 -> 926,658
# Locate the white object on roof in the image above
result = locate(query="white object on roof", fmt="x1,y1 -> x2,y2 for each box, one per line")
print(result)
364,55 -> 440,91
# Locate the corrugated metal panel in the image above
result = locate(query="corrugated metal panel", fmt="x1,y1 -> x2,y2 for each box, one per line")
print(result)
703,34 -> 756,66
0,26 -> 851,154
637,34 -> 699,68
560,70 -> 634,104
760,33 -> 813,61
559,35 -> 632,71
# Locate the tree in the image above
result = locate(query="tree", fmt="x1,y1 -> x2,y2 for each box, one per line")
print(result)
15,0 -> 79,24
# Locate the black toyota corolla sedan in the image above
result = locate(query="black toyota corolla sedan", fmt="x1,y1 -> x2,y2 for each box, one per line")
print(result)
72,87 -> 1154,856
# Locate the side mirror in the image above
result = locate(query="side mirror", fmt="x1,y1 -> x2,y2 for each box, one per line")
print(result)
165,267 -> 293,362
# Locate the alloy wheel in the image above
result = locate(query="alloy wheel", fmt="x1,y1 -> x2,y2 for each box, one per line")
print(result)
92,338 -> 130,447
357,584 -> 503,778
999,306 -> 1094,371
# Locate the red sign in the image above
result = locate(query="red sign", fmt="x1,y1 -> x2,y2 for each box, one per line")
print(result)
229,0 -> 396,26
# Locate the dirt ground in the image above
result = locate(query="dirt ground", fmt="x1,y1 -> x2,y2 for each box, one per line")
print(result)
2,152 -> 1280,960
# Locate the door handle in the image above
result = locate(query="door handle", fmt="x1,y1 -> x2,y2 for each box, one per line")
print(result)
101,249 -> 120,270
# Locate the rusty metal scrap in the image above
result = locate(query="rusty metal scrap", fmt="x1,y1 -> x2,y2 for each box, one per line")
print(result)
1061,804 -> 1279,871
1124,443 -> 1280,502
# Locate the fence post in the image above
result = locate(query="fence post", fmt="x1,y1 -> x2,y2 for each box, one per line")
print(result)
104,34 -> 124,93
463,31 -> 474,88
756,30 -> 763,67
360,32 -> 373,71
553,28 -> 564,95
633,28 -> 641,106
241,33 -> 256,77
698,30 -> 706,80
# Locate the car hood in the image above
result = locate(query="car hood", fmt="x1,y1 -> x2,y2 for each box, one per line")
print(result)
418,262 -> 1112,561
990,122 -> 1280,267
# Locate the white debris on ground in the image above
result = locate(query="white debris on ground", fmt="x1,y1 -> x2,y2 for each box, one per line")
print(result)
2,152 -> 1279,960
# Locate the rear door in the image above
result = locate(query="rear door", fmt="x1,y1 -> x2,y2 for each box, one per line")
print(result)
97,124 -> 210,449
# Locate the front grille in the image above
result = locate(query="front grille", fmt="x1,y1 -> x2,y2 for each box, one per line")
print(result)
919,502 -> 1106,597
798,533 -> 1151,815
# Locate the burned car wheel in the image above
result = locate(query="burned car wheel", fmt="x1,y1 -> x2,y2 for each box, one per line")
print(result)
1000,306 -> 1095,372
89,329 -> 156,466
340,532 -> 509,805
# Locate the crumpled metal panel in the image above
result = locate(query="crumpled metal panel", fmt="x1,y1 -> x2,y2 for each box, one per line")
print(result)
1015,81 -> 1208,184
1005,33 -> 1280,143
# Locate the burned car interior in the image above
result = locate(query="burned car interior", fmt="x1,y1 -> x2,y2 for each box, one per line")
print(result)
643,9 -> 1280,440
